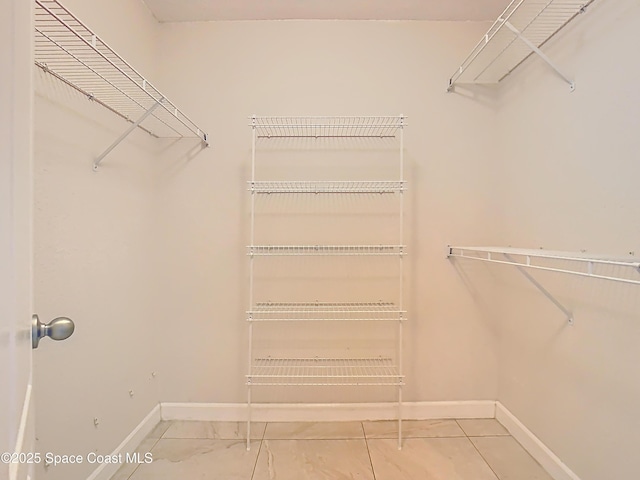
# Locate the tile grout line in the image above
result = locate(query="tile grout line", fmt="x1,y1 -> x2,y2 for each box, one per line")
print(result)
361,421 -> 378,480
249,426 -> 265,480
484,432 -> 555,478
457,419 -> 503,480
124,425 -> 167,480
468,437 -> 503,480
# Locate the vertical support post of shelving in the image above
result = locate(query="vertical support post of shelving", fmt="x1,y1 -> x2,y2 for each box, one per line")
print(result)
397,115 -> 405,450
247,115 -> 257,451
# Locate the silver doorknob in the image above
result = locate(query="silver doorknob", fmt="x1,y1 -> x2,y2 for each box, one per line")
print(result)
32,314 -> 75,349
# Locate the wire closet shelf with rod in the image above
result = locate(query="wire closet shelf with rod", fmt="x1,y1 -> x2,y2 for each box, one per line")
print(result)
34,0 -> 208,170
246,115 -> 407,450
447,0 -> 596,92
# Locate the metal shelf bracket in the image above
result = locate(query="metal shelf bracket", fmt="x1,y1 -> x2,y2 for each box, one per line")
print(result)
502,20 -> 575,92
448,246 -> 640,325
93,98 -> 164,171
448,247 -> 574,324
503,253 -> 574,324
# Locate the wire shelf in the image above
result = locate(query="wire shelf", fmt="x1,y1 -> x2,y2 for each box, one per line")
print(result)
250,116 -> 406,138
34,0 -> 208,143
448,246 -> 640,286
248,245 -> 406,256
248,302 -> 406,322
249,180 -> 405,194
247,357 -> 404,386
448,0 -> 594,88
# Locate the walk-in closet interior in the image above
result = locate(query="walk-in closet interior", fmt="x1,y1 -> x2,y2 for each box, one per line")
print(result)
12,0 -> 640,478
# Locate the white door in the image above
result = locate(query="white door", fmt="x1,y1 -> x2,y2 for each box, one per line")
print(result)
1,1 -> 35,479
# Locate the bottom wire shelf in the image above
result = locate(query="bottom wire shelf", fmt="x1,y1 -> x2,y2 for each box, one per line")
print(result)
247,357 -> 404,386
248,302 -> 406,321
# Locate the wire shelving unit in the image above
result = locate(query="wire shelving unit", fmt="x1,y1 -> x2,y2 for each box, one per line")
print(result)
448,246 -> 640,324
447,0 -> 596,92
246,115 -> 407,450
34,0 -> 209,170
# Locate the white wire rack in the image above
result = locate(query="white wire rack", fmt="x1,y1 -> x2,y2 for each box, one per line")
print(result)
448,0 -> 596,91
247,357 -> 404,386
249,180 -> 406,194
248,302 -> 406,322
34,0 -> 208,168
246,114 -> 406,450
250,116 -> 406,138
248,245 -> 406,256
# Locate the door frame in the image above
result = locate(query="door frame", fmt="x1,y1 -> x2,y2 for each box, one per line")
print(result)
0,1 -> 35,479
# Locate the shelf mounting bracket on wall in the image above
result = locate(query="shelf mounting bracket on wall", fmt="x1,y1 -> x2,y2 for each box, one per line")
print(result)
93,98 -> 164,171
448,246 -> 640,325
502,20 -> 575,92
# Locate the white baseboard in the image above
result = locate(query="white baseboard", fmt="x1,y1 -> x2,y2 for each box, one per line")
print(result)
160,400 -> 496,422
495,402 -> 581,480
86,404 -> 161,480
87,401 -> 579,480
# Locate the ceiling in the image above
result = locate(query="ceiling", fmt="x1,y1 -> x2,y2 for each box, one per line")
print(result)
142,0 -> 511,23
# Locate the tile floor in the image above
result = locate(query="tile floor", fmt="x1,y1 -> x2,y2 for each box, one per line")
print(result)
111,419 -> 553,480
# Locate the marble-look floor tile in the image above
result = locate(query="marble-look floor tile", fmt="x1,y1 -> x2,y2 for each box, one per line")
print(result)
263,421 -> 364,440
162,421 -> 266,440
128,439 -> 259,480
147,421 -> 172,439
471,436 -> 553,480
368,437 -> 499,480
457,419 -> 509,437
253,439 -> 374,480
109,438 -> 159,480
363,419 -> 465,439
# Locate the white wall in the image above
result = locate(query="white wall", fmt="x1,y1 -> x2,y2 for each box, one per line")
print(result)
153,20 -> 502,404
490,0 -> 640,478
32,1 -> 161,479
31,1 -> 640,477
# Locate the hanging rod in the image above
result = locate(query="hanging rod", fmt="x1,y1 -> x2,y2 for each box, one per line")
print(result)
34,0 -> 209,169
447,0 -> 596,92
448,246 -> 640,324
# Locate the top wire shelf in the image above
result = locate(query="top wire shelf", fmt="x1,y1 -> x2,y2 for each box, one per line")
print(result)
250,116 -> 406,138
34,0 -> 208,143
448,0 -> 595,90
